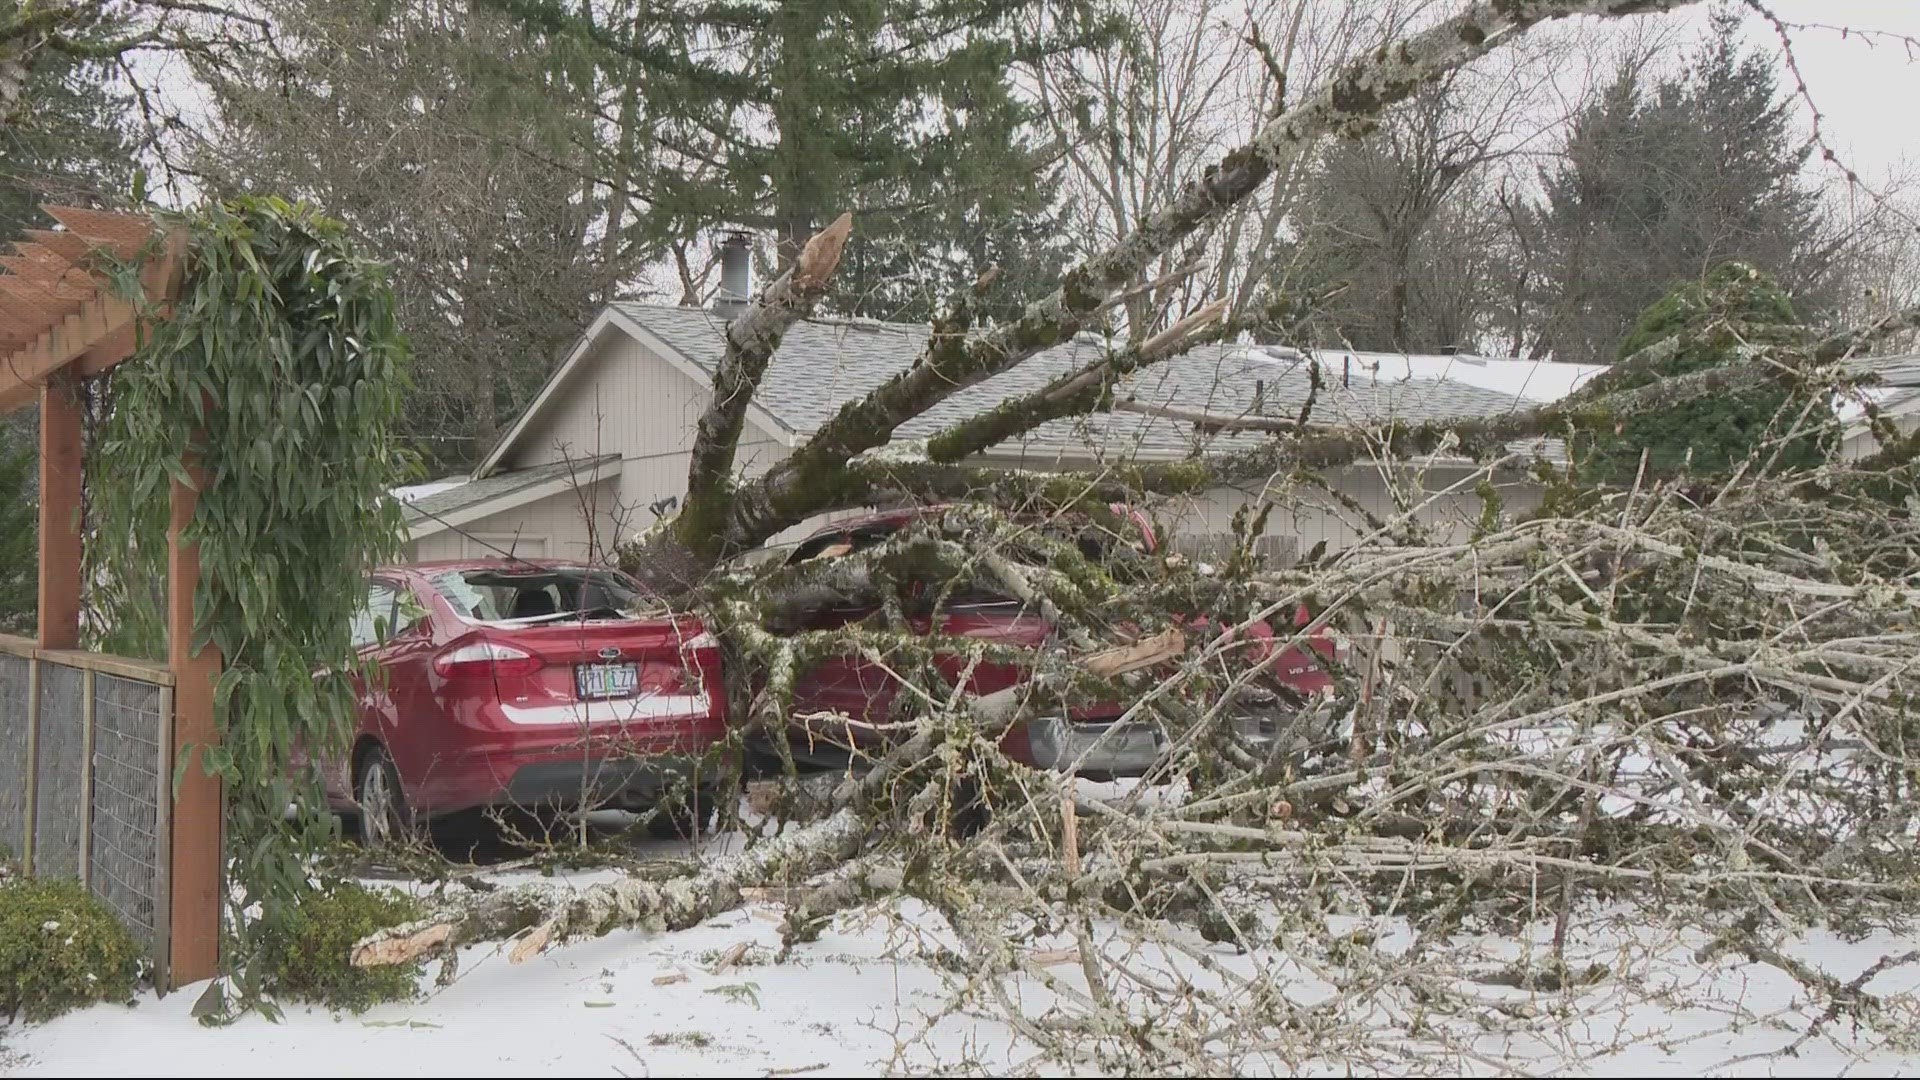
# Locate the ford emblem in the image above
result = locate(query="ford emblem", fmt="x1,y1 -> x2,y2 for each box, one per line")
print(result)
597,646 -> 622,660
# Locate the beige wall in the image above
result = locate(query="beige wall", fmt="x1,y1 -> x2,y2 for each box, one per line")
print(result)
1840,412 -> 1920,463
472,327 -> 1550,569
493,331 -> 835,557
409,478 -> 621,564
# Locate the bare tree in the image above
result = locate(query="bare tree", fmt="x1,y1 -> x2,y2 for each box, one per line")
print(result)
0,1 -> 275,128
1029,0 -> 1433,338
325,7 -> 1920,1073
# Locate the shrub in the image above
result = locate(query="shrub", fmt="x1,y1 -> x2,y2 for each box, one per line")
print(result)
0,878 -> 141,1021
256,881 -> 423,1013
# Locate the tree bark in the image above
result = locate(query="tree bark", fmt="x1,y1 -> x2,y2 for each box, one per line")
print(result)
628,214 -> 852,591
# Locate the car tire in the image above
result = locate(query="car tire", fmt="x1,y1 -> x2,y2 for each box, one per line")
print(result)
356,744 -> 418,848
644,787 -> 719,840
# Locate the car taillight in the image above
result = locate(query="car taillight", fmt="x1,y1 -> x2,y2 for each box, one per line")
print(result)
434,639 -> 542,679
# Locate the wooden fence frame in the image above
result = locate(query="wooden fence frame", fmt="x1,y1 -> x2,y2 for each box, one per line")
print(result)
0,634 -> 177,984
0,207 -> 218,989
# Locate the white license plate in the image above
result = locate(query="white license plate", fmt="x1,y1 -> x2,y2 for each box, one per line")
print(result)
576,662 -> 639,699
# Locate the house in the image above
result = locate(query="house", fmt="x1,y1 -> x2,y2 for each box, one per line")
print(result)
397,299 -> 1614,566
1838,353 -> 1920,461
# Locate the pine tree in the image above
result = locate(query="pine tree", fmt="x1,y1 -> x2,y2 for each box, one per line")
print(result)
485,0 -> 1116,319
1531,8 -> 1828,363
1568,261 -> 1832,486
0,49 -> 135,239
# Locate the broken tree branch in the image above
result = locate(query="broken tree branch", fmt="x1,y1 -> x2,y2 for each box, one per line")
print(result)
650,0 -> 1703,573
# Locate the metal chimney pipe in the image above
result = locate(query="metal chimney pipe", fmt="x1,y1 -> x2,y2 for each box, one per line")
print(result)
715,231 -> 752,318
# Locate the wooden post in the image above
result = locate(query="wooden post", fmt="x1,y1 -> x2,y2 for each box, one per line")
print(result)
78,669 -> 95,888
152,683 -> 175,995
21,657 -> 38,871
167,444 -> 221,988
37,378 -> 83,651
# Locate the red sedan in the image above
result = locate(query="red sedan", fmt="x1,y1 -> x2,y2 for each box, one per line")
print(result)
772,507 -> 1341,775
317,560 -> 728,841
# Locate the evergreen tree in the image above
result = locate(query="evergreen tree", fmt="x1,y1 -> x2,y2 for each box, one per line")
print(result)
485,0 -> 1116,320
0,46 -> 134,633
1567,262 -> 1833,485
0,49 -> 135,240
1531,8 -> 1828,363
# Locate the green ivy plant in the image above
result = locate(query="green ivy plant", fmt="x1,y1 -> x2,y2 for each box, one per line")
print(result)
88,197 -> 414,1013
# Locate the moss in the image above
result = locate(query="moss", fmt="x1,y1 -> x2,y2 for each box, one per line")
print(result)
256,881 -> 423,1013
0,877 -> 141,1022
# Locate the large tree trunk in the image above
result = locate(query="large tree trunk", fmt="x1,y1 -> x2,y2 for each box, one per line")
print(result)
628,214 -> 853,592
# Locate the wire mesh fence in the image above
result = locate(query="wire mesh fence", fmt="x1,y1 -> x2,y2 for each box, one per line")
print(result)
0,640 -> 173,968
90,673 -> 167,951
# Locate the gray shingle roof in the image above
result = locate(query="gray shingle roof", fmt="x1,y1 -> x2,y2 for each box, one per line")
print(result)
402,454 -> 619,527
1842,353 -> 1920,387
614,302 -> 1573,464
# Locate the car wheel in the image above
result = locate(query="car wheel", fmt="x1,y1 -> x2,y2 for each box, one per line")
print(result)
356,745 -> 418,847
644,787 -> 719,840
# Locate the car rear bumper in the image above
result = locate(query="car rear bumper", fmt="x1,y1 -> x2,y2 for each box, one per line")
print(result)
1023,716 -> 1164,775
1024,708 -> 1320,776
406,706 -> 727,815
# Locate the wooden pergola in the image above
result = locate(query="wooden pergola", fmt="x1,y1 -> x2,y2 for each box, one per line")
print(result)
0,206 -> 218,988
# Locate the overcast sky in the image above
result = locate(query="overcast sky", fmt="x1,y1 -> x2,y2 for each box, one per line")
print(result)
1710,0 -> 1920,184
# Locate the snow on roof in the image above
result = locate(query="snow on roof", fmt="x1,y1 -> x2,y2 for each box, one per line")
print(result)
391,479 -> 468,504
1265,348 -> 1609,405
1837,386 -> 1920,428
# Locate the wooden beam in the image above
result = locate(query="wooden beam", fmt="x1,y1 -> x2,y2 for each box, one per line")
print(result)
0,214 -> 179,415
43,206 -> 152,260
167,436 -> 222,989
36,378 -> 84,650
0,275 -> 82,321
0,293 -> 133,414
22,230 -> 91,265
0,254 -> 95,296
12,241 -> 76,272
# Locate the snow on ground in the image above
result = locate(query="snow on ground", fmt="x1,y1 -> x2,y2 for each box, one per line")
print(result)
8,849 -> 1016,1077
8,823 -> 1920,1076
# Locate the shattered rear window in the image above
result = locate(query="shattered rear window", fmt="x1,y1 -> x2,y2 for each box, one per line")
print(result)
429,567 -> 651,622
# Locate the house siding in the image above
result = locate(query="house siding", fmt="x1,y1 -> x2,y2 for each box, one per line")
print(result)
1840,413 -> 1920,462
409,478 -> 621,564
471,323 -> 1557,568
495,332 -> 832,554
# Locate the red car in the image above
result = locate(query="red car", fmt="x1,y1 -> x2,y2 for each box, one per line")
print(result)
315,560 -> 728,841
771,507 -> 1341,775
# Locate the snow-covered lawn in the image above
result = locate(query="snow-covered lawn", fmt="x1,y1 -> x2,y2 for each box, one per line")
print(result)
7,824 -> 1920,1077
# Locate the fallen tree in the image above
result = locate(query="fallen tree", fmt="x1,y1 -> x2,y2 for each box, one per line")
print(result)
345,1 -> 1920,1071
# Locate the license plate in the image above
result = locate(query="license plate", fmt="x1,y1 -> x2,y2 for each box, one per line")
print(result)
576,662 -> 638,699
